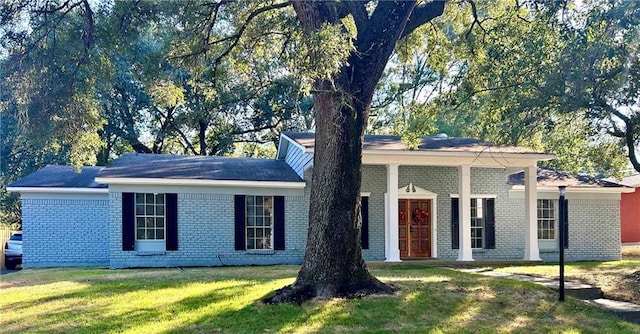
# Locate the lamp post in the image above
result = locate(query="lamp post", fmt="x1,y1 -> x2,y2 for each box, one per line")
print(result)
558,185 -> 566,302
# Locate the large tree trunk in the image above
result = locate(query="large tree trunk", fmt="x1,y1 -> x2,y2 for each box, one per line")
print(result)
264,79 -> 394,304
264,0 -> 446,304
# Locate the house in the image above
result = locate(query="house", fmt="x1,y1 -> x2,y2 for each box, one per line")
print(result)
7,132 -> 632,268
605,174 -> 640,245
508,168 -> 629,261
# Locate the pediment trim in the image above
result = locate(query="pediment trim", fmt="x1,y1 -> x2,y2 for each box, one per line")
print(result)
397,183 -> 438,199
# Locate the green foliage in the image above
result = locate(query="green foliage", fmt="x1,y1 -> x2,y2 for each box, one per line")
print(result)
292,22 -> 354,90
0,1 -> 316,226
375,0 -> 639,176
3,0 -> 637,230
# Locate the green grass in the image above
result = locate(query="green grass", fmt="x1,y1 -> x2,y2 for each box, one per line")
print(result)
1,264 -> 638,333
492,259 -> 640,275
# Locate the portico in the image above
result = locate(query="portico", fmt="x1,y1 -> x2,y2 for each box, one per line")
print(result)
365,140 -> 553,262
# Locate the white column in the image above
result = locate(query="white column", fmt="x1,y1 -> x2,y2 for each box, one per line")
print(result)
523,165 -> 541,261
385,163 -> 401,262
458,165 -> 474,261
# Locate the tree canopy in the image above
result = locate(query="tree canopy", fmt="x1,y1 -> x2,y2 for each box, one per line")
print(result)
373,0 -> 639,176
1,0 -> 638,300
0,0 -> 312,227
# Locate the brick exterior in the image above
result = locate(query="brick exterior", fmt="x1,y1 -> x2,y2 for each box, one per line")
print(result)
21,194 -> 109,267
361,165 -> 387,261
108,189 -> 308,268
360,166 -> 621,261
18,165 -> 621,268
360,166 -> 521,260
542,199 -> 620,261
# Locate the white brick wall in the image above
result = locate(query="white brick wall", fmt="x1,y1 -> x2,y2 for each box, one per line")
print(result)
21,195 -> 109,267
361,166 -> 620,261
361,165 -> 387,261
20,165 -> 620,268
543,199 -> 620,261
109,189 -> 309,268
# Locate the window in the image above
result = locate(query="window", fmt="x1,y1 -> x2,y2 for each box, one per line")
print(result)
135,193 -> 165,241
122,192 -> 177,252
471,198 -> 484,249
246,195 -> 273,250
451,197 -> 495,250
537,199 -> 556,240
234,195 -> 284,251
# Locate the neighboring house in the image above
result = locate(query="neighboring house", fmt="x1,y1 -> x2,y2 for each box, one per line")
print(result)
8,132 -> 632,268
605,174 -> 640,245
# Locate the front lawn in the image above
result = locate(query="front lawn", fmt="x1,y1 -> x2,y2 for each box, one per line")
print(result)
1,264 -> 638,333
493,259 -> 640,304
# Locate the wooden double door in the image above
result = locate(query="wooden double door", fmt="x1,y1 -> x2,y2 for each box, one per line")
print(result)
398,199 -> 432,258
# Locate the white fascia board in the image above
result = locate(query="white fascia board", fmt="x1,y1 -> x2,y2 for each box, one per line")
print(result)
363,154 -> 542,168
280,133 -> 310,153
509,185 -> 635,194
450,194 -> 497,198
94,177 -> 306,189
361,149 -> 555,160
6,187 -> 108,194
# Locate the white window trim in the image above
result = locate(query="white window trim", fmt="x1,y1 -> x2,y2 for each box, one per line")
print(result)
245,195 -> 274,251
470,198 -> 486,250
450,195 -> 496,250
537,199 -> 558,251
134,193 -> 166,252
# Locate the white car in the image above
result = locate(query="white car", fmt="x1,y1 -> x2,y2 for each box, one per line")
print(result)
4,231 -> 22,270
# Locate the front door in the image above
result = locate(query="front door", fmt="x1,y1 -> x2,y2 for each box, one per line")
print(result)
398,199 -> 432,258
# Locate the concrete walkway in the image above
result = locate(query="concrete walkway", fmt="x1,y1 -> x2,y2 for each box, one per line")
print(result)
457,268 -> 640,325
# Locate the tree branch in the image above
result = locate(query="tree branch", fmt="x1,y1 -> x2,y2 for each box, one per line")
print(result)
343,2 -> 369,32
173,1 -> 290,60
593,99 -> 640,172
464,0 -> 488,41
401,0 -> 447,39
349,1 -> 417,100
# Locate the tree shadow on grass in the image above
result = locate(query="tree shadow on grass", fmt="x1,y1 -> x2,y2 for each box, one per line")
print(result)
3,266 -> 639,333
2,277 -> 258,333
160,268 -> 640,333
163,276 -> 473,333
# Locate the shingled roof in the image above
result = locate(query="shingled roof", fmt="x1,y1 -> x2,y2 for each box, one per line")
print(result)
604,174 -> 640,188
283,132 -> 549,155
509,167 -> 623,188
96,153 -> 303,182
8,165 -> 106,188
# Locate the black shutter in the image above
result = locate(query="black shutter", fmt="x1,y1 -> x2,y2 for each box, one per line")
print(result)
361,197 -> 369,249
451,198 -> 459,249
166,193 -> 178,251
485,198 -> 496,249
562,198 -> 569,249
234,195 -> 246,250
274,196 -> 285,250
122,193 -> 135,251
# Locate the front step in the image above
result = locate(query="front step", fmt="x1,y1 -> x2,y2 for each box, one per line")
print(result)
585,299 -> 640,324
548,285 -> 603,300
459,269 -> 639,324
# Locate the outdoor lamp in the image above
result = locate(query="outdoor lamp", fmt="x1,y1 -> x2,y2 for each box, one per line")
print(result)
558,185 -> 567,302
